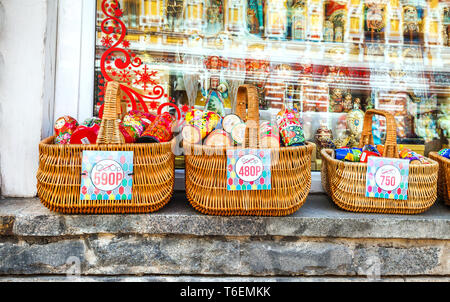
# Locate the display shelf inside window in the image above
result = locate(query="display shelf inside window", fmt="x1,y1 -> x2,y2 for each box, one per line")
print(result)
94,0 -> 449,171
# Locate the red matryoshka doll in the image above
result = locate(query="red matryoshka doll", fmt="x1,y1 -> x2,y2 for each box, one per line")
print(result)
54,116 -> 78,144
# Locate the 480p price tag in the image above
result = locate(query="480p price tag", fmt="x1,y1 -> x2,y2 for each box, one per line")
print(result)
227,149 -> 271,191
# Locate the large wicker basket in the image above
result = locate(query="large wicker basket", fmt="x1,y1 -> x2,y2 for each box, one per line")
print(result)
321,109 -> 439,214
428,152 -> 450,206
37,81 -> 175,214
184,84 -> 314,216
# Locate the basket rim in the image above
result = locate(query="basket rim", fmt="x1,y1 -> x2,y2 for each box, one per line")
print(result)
321,148 -> 439,169
429,151 -> 450,164
183,140 -> 316,153
40,136 -> 176,149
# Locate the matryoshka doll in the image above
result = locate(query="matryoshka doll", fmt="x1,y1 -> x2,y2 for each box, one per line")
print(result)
343,93 -> 353,112
315,123 -> 334,157
54,116 -> 79,144
330,88 -> 344,113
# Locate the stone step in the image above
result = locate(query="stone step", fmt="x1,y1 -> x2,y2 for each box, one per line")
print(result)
0,194 -> 449,278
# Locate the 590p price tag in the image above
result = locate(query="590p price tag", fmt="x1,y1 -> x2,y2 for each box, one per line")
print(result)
80,151 -> 133,201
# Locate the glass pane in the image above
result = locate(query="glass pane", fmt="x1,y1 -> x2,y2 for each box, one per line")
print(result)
95,0 -> 450,170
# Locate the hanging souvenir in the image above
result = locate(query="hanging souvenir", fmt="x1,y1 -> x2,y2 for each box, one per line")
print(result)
307,0 -> 324,41
140,0 -> 167,29
324,0 -> 347,42
364,0 -> 386,42
265,0 -> 288,38
166,0 -> 184,32
402,4 -> 424,44
386,0 -> 402,43
202,56 -> 229,117
205,0 -> 224,35
347,0 -> 364,42
184,0 -> 207,32
225,0 -> 247,33
291,0 -> 307,41
247,0 -> 264,36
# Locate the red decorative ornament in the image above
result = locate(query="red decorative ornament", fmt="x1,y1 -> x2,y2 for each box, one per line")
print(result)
99,0 -> 165,114
101,35 -> 114,47
134,65 -> 158,91
122,40 -> 130,49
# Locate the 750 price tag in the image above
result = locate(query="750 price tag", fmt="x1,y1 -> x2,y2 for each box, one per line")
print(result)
366,157 -> 409,200
80,151 -> 133,201
227,149 -> 271,191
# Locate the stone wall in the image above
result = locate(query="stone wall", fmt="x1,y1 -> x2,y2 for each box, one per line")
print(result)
0,195 -> 448,280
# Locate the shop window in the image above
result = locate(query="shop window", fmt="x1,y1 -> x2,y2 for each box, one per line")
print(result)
95,0 -> 449,170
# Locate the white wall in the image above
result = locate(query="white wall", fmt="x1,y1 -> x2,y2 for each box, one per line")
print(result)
0,0 -> 51,197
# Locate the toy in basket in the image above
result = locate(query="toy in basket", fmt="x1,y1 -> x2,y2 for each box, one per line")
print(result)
321,109 -> 439,214
183,84 -> 315,216
429,150 -> 450,206
37,81 -> 176,214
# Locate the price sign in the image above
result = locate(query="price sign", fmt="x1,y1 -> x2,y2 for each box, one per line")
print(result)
366,157 -> 409,200
91,159 -> 124,192
80,151 -> 133,201
227,149 -> 271,191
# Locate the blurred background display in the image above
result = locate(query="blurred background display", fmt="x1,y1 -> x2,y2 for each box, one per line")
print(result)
95,0 -> 450,170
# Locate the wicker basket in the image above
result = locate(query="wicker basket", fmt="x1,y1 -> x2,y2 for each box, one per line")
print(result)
37,81 -> 175,214
184,84 -> 315,216
429,152 -> 450,206
321,109 -> 439,214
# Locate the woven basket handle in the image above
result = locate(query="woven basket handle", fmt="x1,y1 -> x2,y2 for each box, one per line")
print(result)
96,81 -> 125,145
359,109 -> 398,158
235,85 -> 260,148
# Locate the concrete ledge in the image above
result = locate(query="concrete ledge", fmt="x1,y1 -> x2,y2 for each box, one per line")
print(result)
0,193 -> 449,240
1,276 -> 450,282
0,194 -> 449,278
